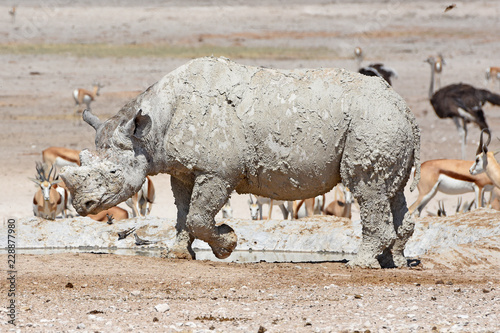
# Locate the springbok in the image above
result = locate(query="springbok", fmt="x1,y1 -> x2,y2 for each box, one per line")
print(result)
31,163 -> 68,220
125,176 -> 155,217
88,206 -> 129,222
485,67 -> 500,90
470,129 -> 500,188
73,82 -> 103,111
323,184 -> 354,219
42,147 -> 81,171
248,194 -> 292,220
9,6 -> 16,23
293,194 -> 325,219
221,200 -> 233,219
409,155 -> 494,217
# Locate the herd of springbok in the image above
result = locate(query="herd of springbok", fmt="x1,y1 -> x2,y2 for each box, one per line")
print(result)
32,146 -> 155,222
409,129 -> 500,216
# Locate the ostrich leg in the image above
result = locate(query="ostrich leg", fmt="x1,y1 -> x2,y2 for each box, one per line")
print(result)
452,116 -> 467,160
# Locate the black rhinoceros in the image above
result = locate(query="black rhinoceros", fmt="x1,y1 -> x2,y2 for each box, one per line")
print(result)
61,57 -> 420,268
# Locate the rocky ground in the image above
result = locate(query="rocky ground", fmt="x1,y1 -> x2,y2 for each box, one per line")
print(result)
1,0 -> 500,332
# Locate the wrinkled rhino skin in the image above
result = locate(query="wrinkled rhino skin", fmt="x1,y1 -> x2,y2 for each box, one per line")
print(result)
61,57 -> 421,268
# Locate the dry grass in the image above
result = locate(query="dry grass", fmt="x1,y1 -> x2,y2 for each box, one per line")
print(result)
0,42 -> 338,60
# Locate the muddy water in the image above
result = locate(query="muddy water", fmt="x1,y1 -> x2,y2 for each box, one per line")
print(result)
3,248 -> 354,263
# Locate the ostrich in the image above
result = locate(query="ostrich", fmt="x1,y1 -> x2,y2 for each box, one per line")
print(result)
434,53 -> 446,89
355,47 -> 398,86
426,56 -> 500,159
354,46 -> 364,69
358,63 -> 398,86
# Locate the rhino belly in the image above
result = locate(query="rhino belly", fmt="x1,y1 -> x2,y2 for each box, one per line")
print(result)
236,152 -> 342,200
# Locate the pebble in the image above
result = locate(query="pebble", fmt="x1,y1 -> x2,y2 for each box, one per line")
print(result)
155,303 -> 170,313
131,290 -> 141,296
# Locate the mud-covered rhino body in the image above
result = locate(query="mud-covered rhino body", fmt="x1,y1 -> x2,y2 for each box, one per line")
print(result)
62,57 -> 420,268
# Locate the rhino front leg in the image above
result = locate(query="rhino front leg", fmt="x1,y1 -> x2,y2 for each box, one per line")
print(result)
187,174 -> 238,259
163,176 -> 196,259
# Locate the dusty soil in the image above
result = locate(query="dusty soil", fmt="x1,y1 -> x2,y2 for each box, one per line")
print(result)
1,0 -> 500,331
0,253 -> 499,332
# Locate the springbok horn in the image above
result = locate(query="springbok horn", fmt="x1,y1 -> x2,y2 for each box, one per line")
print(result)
35,162 -> 46,181
48,164 -> 55,180
82,108 -> 103,131
477,128 -> 491,155
484,128 -> 491,151
29,177 -> 41,185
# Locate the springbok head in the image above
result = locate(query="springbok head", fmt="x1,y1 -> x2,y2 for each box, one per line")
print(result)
221,201 -> 233,219
248,194 -> 260,220
343,186 -> 354,205
93,81 -> 104,96
470,129 -> 492,175
30,162 -> 60,201
106,213 -> 114,225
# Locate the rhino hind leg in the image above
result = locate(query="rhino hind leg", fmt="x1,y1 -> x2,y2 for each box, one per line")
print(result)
347,193 -> 397,269
380,190 -> 415,268
186,174 -> 238,259
162,176 -> 196,260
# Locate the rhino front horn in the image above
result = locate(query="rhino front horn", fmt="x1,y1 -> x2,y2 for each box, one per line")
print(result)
83,108 -> 103,131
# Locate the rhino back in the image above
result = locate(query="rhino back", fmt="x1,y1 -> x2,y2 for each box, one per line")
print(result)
163,58 -> 377,198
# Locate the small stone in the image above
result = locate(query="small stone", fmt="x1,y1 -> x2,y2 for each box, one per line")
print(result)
155,303 -> 170,313
131,290 -> 141,296
435,280 -> 444,285
153,317 -> 159,322
65,282 -> 74,288
76,323 -> 85,329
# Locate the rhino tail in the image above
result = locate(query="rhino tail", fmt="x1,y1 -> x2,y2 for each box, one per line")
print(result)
408,107 -> 421,192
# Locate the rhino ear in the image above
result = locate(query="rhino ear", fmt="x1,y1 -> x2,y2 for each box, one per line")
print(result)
131,109 -> 152,139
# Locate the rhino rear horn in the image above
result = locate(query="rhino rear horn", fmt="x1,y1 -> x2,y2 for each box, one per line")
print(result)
83,108 -> 103,131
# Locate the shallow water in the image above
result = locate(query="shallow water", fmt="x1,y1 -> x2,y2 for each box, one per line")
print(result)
2,247 -> 354,263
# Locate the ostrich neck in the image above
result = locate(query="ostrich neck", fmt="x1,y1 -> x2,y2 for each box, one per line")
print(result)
428,63 -> 435,99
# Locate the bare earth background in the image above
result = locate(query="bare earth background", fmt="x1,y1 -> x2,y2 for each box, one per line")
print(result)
1,1 -> 500,332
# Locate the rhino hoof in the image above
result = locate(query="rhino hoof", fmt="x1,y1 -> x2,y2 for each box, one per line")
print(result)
376,249 -> 408,268
391,254 -> 408,268
161,247 -> 196,260
211,224 -> 237,259
346,256 -> 381,269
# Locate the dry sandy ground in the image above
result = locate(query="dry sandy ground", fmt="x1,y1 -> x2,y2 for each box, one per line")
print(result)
0,252 -> 499,332
1,0 -> 500,331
